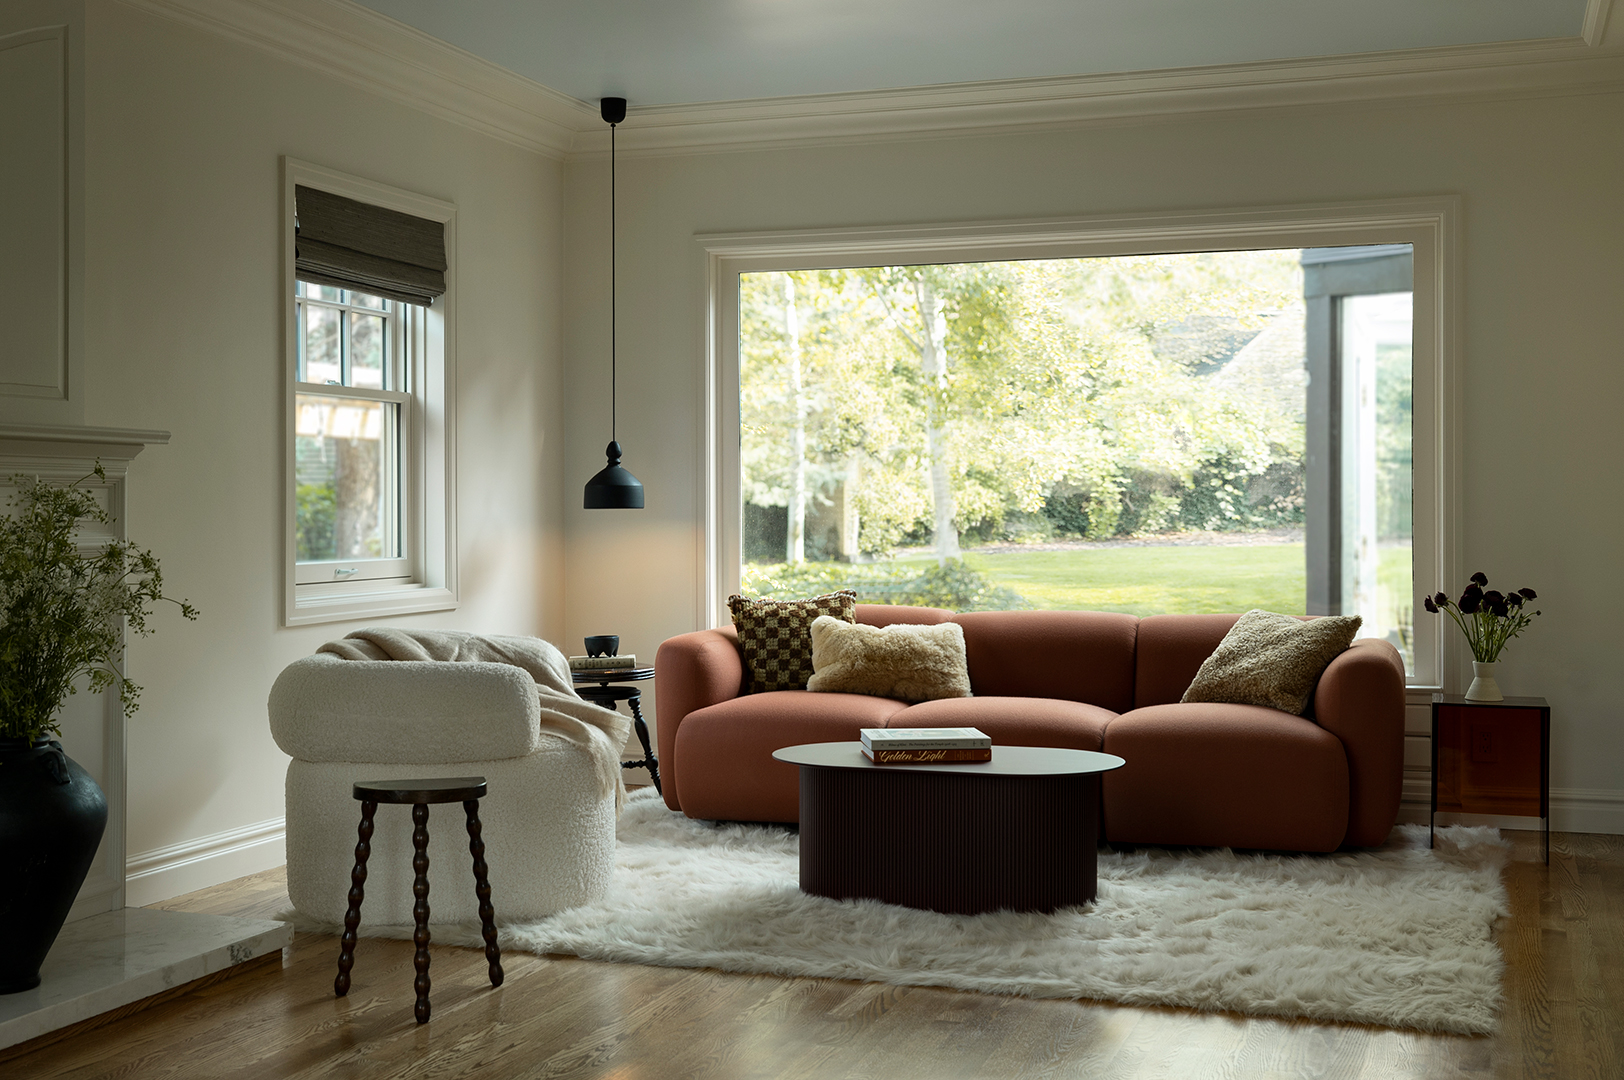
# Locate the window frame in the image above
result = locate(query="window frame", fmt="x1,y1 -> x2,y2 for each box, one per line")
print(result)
282,158 -> 458,626
701,198 -> 1460,690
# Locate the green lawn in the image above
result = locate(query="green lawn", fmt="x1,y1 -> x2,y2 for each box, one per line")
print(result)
961,544 -> 1307,616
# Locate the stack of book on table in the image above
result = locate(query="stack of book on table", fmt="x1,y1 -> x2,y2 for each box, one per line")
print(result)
568,654 -> 638,672
861,727 -> 992,764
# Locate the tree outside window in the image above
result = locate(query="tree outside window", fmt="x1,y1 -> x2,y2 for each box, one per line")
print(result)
739,249 -> 1414,667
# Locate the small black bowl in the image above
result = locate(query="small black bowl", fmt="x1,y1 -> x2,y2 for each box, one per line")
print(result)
584,635 -> 619,658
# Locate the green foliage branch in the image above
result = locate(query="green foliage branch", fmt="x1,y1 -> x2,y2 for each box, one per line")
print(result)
739,252 -> 1311,558
295,482 -> 336,561
741,558 -> 1028,612
0,467 -> 199,741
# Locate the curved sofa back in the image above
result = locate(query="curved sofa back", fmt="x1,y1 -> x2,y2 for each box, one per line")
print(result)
1132,613 -> 1246,708
837,607 -> 1342,713
951,610 -> 1139,713
856,603 -> 954,627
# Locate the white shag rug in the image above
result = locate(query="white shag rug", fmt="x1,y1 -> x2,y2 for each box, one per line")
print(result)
295,787 -> 1511,1034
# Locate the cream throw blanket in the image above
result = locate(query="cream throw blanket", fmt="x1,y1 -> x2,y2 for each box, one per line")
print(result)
318,628 -> 632,810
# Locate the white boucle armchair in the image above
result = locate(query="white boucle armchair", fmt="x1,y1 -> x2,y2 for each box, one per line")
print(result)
269,653 -> 617,925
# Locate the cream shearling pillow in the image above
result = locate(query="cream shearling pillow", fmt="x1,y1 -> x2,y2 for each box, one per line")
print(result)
806,616 -> 972,703
1182,609 -> 1362,716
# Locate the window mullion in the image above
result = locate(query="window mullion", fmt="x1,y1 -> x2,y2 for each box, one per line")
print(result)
339,300 -> 351,386
387,399 -> 402,564
391,303 -> 402,393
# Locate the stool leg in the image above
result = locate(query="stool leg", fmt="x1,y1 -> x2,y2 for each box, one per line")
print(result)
628,692 -> 661,795
335,800 -> 375,997
411,802 -> 432,1024
464,799 -> 504,988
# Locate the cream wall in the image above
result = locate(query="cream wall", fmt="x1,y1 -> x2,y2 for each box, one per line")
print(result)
563,89 -> 1624,826
6,0 -> 1620,904
69,1 -> 566,896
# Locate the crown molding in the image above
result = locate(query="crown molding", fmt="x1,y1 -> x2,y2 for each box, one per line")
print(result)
1583,0 -> 1616,46
604,37 -> 1624,158
116,0 -> 592,158
118,0 -> 1624,162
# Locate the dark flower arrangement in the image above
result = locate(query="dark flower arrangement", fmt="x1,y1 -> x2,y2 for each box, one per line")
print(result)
1423,572 -> 1540,663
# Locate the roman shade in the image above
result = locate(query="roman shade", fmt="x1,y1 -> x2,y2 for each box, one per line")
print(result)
295,185 -> 447,306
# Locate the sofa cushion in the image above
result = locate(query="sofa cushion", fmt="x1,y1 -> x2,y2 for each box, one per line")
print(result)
807,616 -> 971,702
1134,613 -> 1244,707
892,695 -> 1115,752
1102,702 -> 1350,851
672,690 -> 909,822
1182,609 -> 1362,715
728,590 -> 857,693
952,610 -> 1138,712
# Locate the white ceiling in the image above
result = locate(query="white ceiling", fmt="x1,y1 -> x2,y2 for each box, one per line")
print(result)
348,0 -> 1590,107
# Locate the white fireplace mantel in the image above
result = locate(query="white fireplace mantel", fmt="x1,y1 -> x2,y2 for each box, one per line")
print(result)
0,422 -> 171,462
0,421 -> 171,921
0,423 -> 291,1057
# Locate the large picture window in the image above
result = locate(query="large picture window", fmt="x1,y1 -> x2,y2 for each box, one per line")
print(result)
283,159 -> 458,626
706,202 -> 1456,686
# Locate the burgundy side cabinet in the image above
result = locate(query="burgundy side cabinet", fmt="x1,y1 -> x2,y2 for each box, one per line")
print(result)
1430,693 -> 1550,863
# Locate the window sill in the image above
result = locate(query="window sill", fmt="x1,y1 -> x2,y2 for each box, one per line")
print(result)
285,583 -> 457,627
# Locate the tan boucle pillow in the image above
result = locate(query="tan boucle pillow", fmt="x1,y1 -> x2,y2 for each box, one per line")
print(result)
806,616 -> 972,703
1182,609 -> 1362,715
728,590 -> 857,692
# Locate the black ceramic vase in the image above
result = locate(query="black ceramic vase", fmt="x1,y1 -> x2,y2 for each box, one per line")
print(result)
0,738 -> 108,994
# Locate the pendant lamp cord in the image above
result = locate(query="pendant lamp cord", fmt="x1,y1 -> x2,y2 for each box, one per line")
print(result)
607,114 -> 610,441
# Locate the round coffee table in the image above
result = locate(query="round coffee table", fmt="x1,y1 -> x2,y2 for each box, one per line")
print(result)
772,742 -> 1125,915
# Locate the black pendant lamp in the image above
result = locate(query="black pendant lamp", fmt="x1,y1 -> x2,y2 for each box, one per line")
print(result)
583,96 -> 645,509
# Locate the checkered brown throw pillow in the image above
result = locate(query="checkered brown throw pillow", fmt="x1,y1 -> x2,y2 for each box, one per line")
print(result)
728,590 -> 857,693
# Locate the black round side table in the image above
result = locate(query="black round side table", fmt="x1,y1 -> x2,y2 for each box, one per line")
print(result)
572,667 -> 661,795
335,776 -> 504,1024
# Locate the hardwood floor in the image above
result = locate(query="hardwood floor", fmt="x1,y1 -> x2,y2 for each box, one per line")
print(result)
5,829 -> 1620,1079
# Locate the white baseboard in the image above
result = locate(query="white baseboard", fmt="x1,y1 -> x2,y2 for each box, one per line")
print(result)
1550,788 -> 1624,834
125,817 -> 286,907
1398,787 -> 1624,836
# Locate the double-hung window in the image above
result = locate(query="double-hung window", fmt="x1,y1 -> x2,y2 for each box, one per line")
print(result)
293,282 -> 410,583
283,160 -> 457,625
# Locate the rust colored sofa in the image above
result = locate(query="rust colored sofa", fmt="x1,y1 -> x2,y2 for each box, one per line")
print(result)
654,605 -> 1406,852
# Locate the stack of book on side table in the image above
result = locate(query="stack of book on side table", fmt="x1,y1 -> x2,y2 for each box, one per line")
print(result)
568,654 -> 639,672
860,727 -> 992,764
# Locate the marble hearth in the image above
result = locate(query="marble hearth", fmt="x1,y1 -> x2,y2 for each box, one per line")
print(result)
0,907 -> 292,1052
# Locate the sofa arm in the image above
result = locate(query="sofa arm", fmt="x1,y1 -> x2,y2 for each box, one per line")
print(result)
655,627 -> 747,811
269,653 -> 542,762
1313,639 -> 1406,847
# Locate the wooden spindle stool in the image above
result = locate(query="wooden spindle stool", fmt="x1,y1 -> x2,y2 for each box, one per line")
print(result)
334,776 -> 504,1024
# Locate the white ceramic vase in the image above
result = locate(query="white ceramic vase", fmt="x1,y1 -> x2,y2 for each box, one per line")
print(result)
1465,660 -> 1503,702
